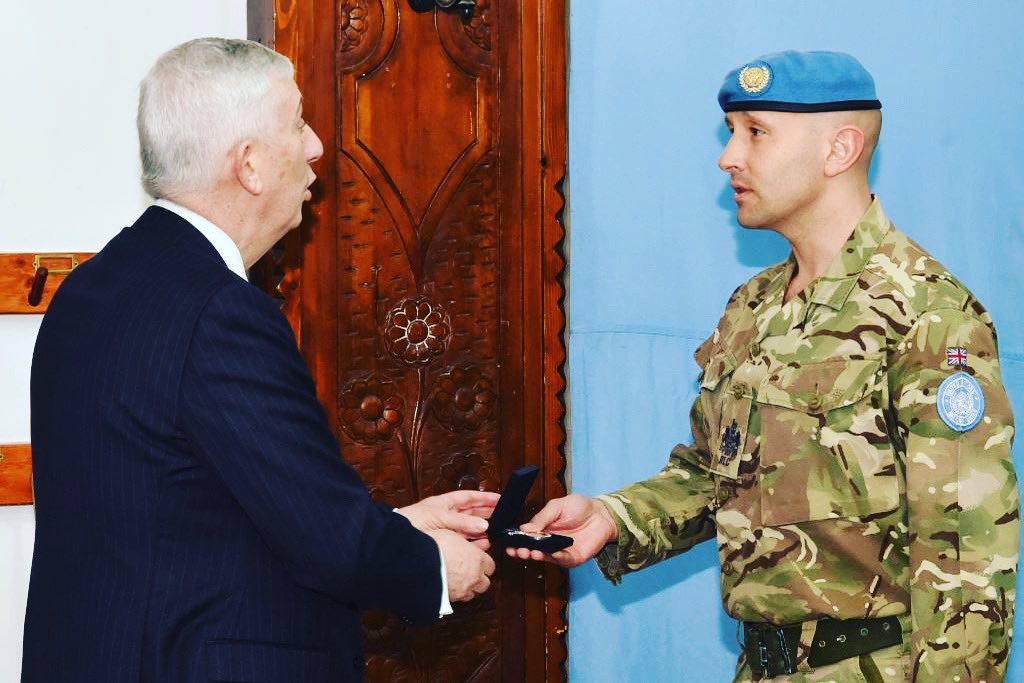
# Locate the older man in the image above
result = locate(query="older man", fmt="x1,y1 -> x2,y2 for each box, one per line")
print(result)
511,51 -> 1019,682
23,38 -> 496,682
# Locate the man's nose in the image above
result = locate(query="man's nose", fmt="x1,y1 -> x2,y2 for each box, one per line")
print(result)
306,126 -> 325,164
718,135 -> 741,173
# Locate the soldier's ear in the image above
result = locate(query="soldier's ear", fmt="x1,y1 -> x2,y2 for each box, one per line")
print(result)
824,125 -> 865,178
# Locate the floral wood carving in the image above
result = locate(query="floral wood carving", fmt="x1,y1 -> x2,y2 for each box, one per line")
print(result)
338,376 -> 405,445
338,0 -> 368,52
384,297 -> 451,367
439,451 -> 497,492
432,364 -> 495,433
462,0 -> 492,51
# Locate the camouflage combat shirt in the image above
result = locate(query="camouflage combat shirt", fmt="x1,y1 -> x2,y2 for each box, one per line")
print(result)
596,200 -> 1019,682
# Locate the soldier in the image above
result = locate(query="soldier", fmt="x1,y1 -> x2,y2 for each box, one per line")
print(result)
509,51 -> 1019,682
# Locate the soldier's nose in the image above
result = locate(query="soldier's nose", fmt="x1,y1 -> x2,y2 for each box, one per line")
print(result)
718,141 -> 742,173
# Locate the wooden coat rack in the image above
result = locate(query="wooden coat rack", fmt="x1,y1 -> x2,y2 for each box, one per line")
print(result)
0,445 -> 33,506
1,252 -> 93,505
0,253 -> 92,313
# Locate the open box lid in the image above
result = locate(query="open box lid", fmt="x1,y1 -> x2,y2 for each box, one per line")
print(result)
487,464 -> 538,535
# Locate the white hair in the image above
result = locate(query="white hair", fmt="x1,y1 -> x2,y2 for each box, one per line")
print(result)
138,37 -> 294,199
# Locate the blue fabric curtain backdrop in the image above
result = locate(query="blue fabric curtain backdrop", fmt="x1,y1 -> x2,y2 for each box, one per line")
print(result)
566,2 -> 1024,681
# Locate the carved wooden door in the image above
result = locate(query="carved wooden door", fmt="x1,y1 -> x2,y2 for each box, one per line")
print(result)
248,1 -> 568,680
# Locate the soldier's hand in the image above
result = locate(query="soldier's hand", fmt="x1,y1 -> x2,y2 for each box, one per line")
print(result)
429,529 -> 496,602
505,494 -> 618,568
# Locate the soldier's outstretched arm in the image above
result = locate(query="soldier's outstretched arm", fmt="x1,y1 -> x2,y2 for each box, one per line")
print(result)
893,307 -> 1019,683
511,393 -> 718,581
591,440 -> 717,583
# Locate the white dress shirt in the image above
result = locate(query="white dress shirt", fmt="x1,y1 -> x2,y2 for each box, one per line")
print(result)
152,199 -> 452,617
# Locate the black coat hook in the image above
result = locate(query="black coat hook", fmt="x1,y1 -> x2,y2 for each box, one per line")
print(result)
408,0 -> 475,21
28,267 -> 49,307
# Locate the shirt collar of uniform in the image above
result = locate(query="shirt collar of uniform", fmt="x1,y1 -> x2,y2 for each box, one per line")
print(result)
806,197 -> 891,311
153,198 -> 248,281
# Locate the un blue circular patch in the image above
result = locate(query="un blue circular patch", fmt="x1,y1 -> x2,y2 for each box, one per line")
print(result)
936,371 -> 985,432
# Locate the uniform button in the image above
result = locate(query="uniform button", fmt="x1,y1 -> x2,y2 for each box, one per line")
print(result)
750,343 -> 761,356
808,394 -> 823,411
722,563 -> 734,576
732,384 -> 746,399
717,488 -> 730,504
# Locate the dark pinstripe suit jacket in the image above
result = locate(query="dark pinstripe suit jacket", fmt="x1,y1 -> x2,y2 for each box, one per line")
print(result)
23,206 -> 440,682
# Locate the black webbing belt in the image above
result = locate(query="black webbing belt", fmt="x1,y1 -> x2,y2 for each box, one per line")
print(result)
742,615 -> 902,679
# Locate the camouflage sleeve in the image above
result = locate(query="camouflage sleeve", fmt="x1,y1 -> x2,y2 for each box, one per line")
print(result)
594,394 -> 717,583
891,307 -> 1019,683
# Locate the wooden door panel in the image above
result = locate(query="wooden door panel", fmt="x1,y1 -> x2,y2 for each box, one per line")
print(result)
338,8 -> 504,678
250,1 -> 566,680
334,154 -> 503,499
350,13 -> 486,228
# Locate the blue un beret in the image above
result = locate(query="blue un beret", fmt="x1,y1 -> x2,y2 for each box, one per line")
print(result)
718,50 -> 881,113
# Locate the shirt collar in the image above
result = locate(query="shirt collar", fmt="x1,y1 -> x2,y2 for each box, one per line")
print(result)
806,197 -> 891,310
153,199 -> 248,281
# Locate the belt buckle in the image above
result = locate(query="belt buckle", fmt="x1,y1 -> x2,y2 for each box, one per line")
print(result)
744,622 -> 797,680
757,636 -> 771,678
743,624 -> 767,680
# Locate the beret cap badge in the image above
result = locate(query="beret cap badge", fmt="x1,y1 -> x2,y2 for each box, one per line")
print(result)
738,64 -> 772,95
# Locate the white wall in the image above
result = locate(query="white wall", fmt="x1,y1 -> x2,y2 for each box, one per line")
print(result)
0,3 -> 246,679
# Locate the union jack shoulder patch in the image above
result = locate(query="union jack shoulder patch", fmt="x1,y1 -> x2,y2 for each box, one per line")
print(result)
946,346 -> 968,369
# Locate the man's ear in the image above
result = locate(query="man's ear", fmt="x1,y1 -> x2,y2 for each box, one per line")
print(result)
824,125 -> 865,178
232,140 -> 263,195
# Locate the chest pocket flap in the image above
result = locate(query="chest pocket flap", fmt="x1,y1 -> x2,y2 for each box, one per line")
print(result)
755,355 -> 900,526
757,357 -> 883,413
